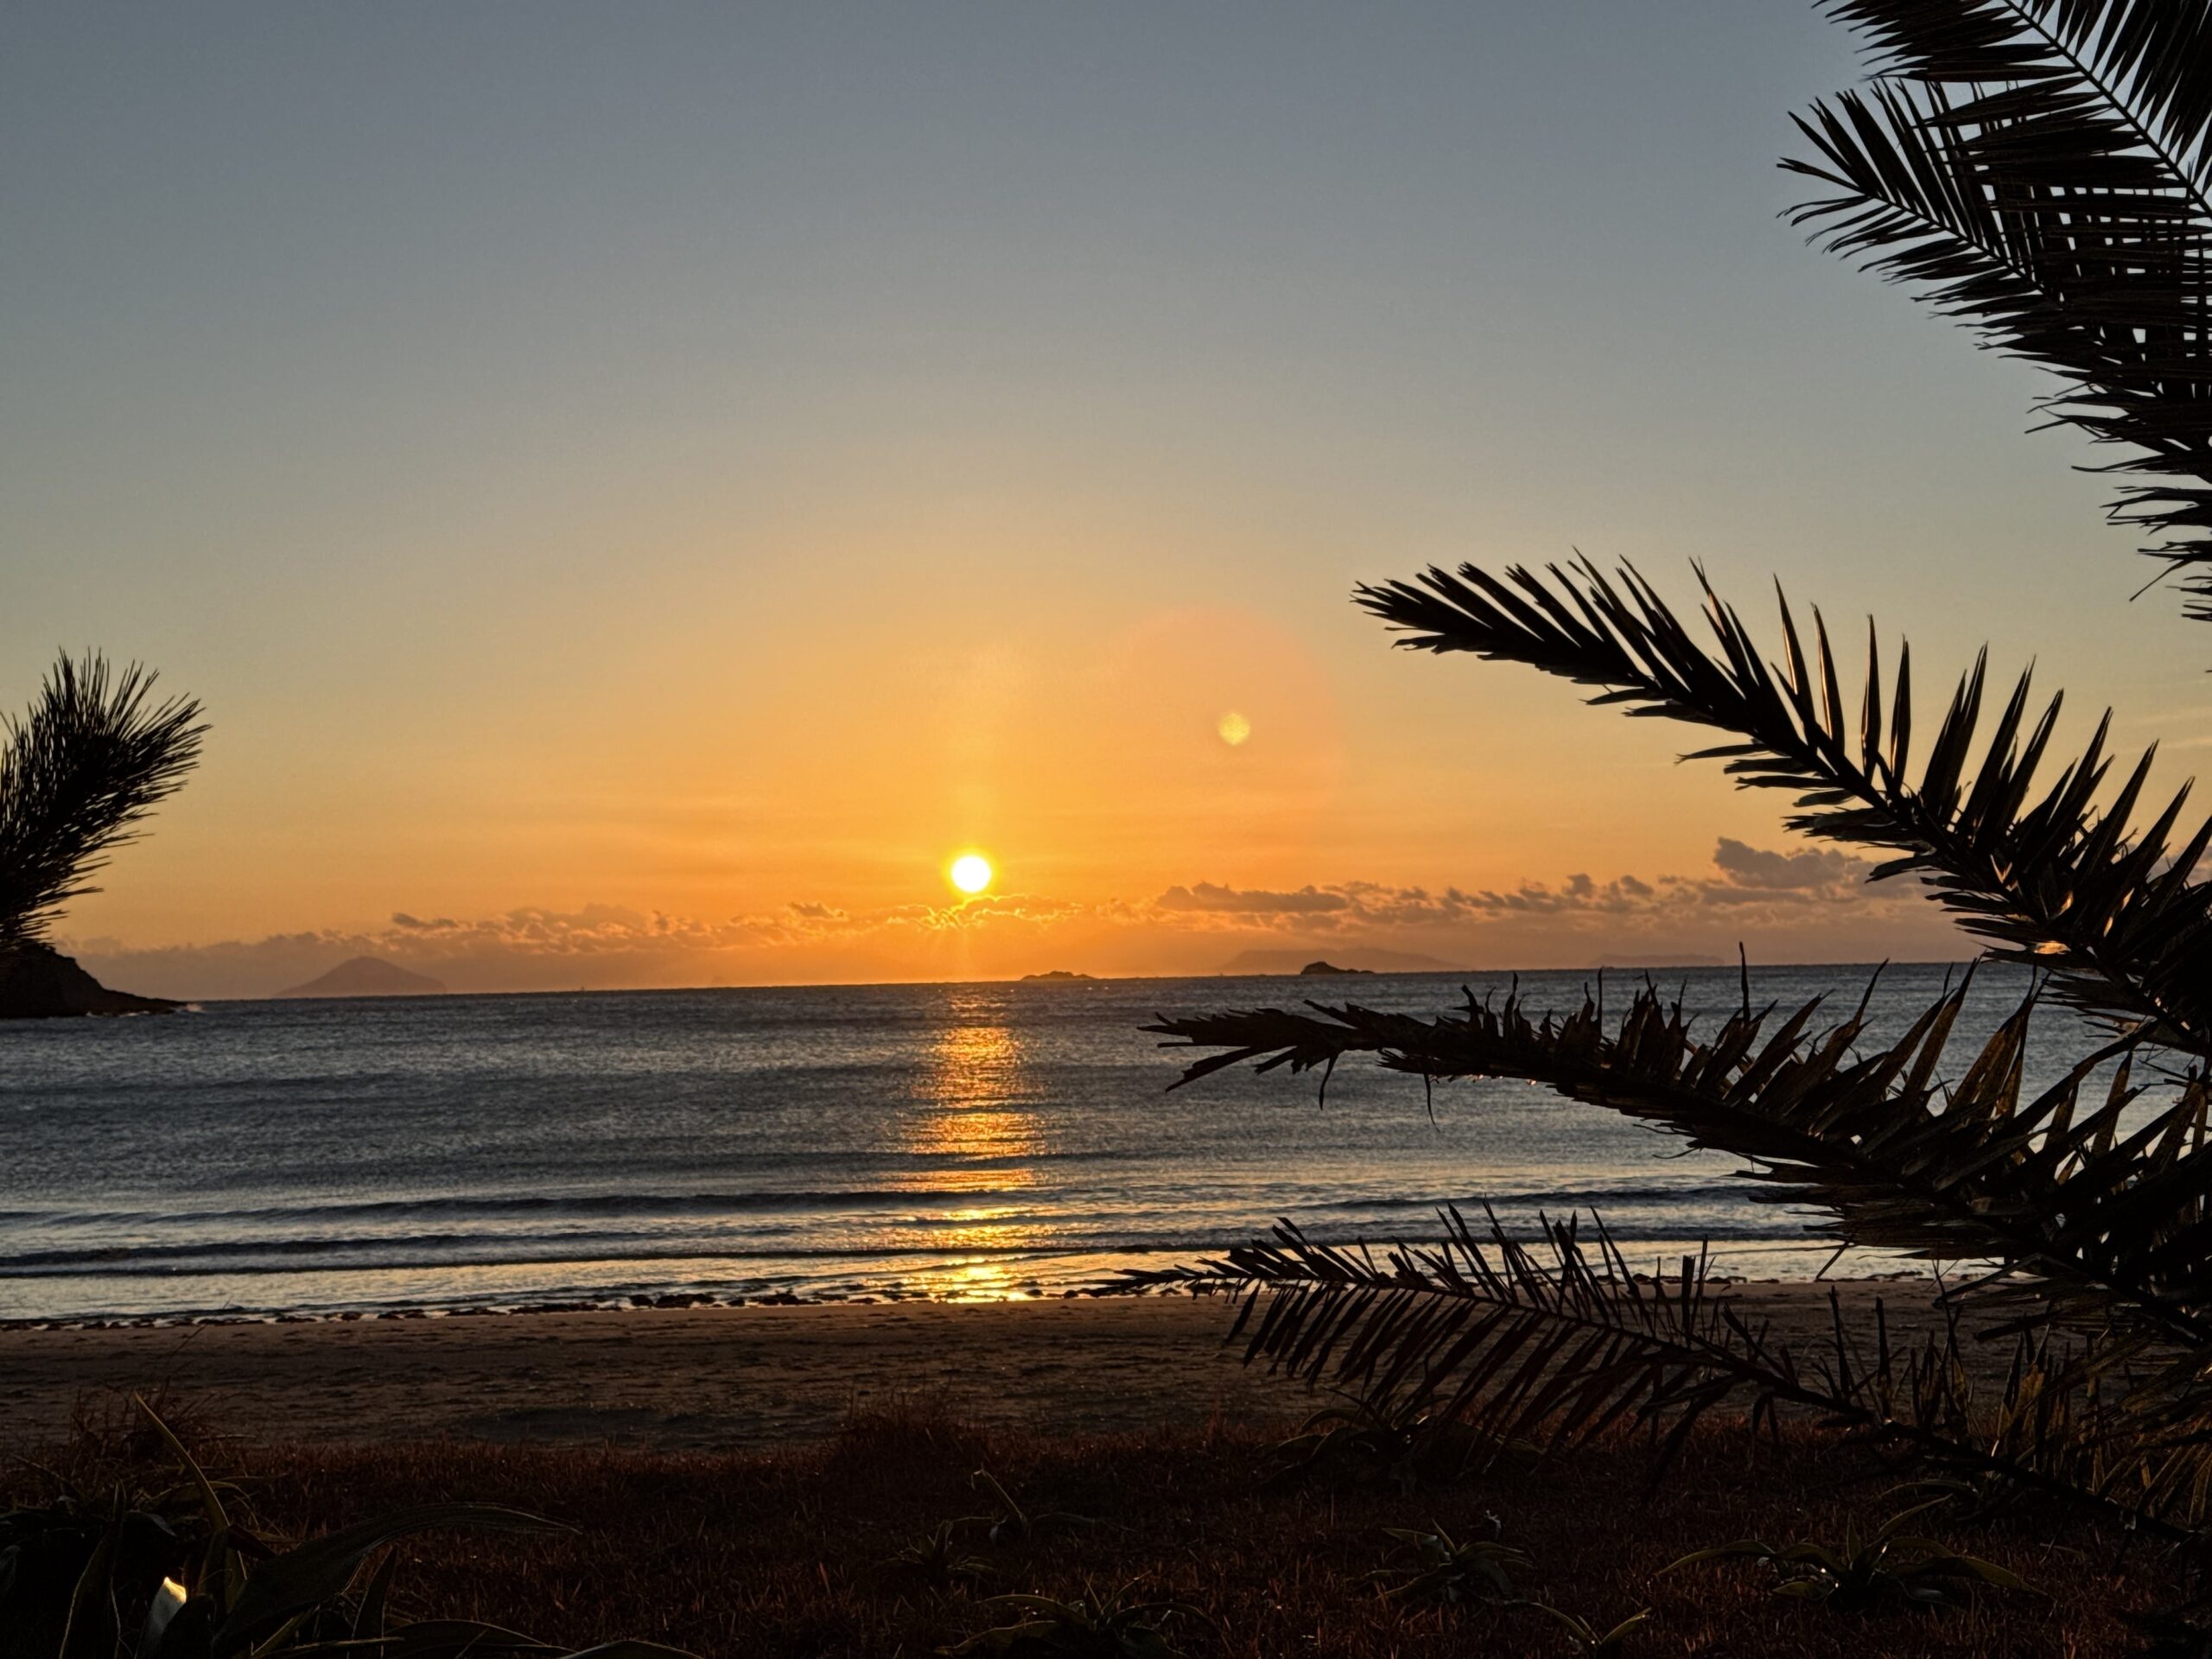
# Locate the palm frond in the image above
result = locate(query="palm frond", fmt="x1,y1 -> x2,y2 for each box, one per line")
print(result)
1147,976 -> 2212,1354
1135,1207 -> 2203,1530
1135,0 -> 2212,1552
0,652 -> 207,947
1354,559 -> 2212,1058
1785,2 -> 2212,607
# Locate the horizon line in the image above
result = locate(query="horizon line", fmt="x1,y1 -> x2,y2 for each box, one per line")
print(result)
208,956 -> 1990,1005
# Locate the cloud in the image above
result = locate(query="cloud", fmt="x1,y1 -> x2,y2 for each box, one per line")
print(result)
1146,839 -> 1901,938
1708,837 -> 1866,893
61,838 -> 1950,1000
1156,882 -> 1351,915
63,892 -> 1129,998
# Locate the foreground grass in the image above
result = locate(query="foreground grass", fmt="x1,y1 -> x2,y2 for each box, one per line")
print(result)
13,1395 -> 2166,1657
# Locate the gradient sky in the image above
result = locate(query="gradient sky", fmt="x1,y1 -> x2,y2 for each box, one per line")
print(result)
8,3 -> 2208,995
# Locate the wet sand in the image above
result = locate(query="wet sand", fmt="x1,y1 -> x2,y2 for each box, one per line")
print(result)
0,1281 -> 1960,1453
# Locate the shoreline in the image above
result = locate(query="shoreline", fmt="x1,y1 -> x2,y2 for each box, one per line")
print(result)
0,1279 -> 1972,1455
0,1261 -> 1936,1335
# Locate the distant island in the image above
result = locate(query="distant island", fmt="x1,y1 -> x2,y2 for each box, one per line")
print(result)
1020,969 -> 1096,982
1298,960 -> 1374,976
278,957 -> 447,999
1220,947 -> 1457,976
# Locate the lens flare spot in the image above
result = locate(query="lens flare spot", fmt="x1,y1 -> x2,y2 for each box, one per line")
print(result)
1217,710 -> 1251,747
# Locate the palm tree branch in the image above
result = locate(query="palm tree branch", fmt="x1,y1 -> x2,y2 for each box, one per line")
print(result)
1145,977 -> 2212,1350
0,653 -> 208,946
1133,1207 -> 2202,1531
1789,2 -> 2212,601
1827,0 -> 2212,221
1355,558 -> 2212,1057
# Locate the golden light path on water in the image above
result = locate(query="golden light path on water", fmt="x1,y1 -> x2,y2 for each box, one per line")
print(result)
899,1004 -> 1050,1300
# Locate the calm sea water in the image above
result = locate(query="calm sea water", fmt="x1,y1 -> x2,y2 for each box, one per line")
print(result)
0,963 -> 2083,1322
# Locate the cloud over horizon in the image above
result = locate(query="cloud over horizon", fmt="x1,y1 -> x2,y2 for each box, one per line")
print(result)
62,839 -> 1958,1001
1151,838 -> 1880,931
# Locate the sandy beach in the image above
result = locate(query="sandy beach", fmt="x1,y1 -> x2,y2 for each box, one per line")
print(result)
0,1280 -> 1958,1454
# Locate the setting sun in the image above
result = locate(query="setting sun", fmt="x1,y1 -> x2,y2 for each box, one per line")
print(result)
949,853 -> 994,895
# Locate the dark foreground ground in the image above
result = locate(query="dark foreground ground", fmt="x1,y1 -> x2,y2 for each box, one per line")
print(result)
13,1390 -> 2169,1658
0,1291 -> 2170,1656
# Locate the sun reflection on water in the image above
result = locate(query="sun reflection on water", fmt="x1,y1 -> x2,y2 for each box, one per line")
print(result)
896,1008 -> 1052,1294
924,1016 -> 1025,1106
912,1019 -> 1045,1166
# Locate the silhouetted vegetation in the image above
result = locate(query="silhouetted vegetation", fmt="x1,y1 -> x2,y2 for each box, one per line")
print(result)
1367,1518 -> 1527,1608
943,1587 -> 1205,1659
1664,1488 -> 2027,1613
1787,1 -> 2212,615
0,1397 -> 2156,1656
0,652 -> 203,950
0,1398 -> 688,1659
1142,0 -> 2212,1595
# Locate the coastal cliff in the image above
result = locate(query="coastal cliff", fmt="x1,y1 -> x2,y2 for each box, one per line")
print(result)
0,943 -> 179,1018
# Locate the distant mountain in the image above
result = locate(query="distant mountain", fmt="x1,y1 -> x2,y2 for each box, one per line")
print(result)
278,957 -> 446,999
1020,969 -> 1096,982
1298,959 -> 1373,976
1218,947 -> 1459,976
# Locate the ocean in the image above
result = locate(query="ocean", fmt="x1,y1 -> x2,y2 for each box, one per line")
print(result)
0,961 -> 2085,1322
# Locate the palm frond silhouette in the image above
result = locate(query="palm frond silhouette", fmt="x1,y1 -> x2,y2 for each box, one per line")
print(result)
1353,558 -> 2212,1052
1783,1 -> 2212,609
0,652 -> 207,949
1144,0 -> 2212,1536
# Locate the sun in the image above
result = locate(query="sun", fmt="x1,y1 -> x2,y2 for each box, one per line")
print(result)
949,853 -> 994,895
